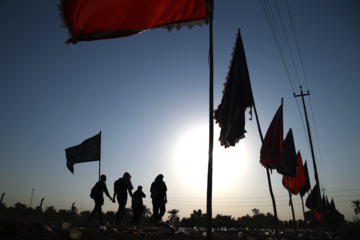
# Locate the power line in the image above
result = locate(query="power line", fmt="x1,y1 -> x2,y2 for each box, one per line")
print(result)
261,0 -> 326,197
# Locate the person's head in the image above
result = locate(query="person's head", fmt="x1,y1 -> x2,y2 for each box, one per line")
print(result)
100,174 -> 106,182
123,172 -> 131,179
137,185 -> 142,190
155,174 -> 164,182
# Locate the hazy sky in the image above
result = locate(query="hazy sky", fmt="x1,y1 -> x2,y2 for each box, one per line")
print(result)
1,1 -> 359,222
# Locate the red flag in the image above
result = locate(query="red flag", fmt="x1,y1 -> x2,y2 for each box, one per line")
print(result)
282,176 -> 293,192
59,0 -> 214,44
214,30 -> 254,148
282,152 -> 307,195
282,176 -> 299,194
260,101 -> 283,169
296,151 -> 306,188
312,210 -> 321,221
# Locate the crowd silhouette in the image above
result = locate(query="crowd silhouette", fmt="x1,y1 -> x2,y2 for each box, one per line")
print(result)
87,173 -> 167,228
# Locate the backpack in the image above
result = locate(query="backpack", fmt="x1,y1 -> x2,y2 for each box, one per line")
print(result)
90,182 -> 101,199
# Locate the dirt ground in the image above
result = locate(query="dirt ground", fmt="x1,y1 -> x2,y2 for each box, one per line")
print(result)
0,219 -> 358,240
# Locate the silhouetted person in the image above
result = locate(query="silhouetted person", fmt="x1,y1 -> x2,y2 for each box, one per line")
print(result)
88,175 -> 112,225
132,185 -> 146,227
150,174 -> 167,226
113,172 -> 133,225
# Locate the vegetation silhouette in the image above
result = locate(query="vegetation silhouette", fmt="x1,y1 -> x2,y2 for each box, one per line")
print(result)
1,201 -> 360,239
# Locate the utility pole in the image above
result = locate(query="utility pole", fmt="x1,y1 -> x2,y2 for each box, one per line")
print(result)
294,86 -> 325,227
321,186 -> 326,196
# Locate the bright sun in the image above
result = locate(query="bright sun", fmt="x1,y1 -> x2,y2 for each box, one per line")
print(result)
173,124 -> 248,191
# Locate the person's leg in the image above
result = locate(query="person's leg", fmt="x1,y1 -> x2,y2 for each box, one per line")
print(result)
158,203 -> 166,221
132,206 -> 138,225
152,202 -> 160,226
97,204 -> 103,224
116,197 -> 127,225
138,206 -> 144,225
133,205 -> 142,225
88,203 -> 97,223
115,204 -> 121,224
88,199 -> 102,223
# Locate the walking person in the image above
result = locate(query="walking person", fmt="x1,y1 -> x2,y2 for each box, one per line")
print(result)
113,172 -> 133,225
88,174 -> 112,225
150,174 -> 167,226
132,185 -> 146,228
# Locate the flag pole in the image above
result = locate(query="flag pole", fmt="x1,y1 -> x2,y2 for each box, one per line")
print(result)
99,131 -> 101,181
206,11 -> 214,240
286,177 -> 297,232
253,101 -> 280,240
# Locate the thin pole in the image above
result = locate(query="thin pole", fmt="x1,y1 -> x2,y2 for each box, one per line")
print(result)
99,131 -> 101,181
253,103 -> 279,240
30,188 -> 34,208
0,193 -> 5,210
294,86 -> 324,227
206,13 -> 214,240
301,195 -> 305,220
0,193 -> 4,205
286,177 -> 297,232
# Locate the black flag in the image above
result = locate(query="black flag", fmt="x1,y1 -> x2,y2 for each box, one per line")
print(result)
214,29 -> 254,148
65,133 -> 101,174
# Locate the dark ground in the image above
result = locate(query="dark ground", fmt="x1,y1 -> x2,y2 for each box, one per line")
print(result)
1,219 -> 360,240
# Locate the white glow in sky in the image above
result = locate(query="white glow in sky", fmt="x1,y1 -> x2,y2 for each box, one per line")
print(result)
174,125 -> 247,191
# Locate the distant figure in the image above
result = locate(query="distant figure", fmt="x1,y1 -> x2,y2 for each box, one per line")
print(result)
88,175 -> 112,225
113,172 -> 133,225
150,174 -> 167,226
132,185 -> 146,227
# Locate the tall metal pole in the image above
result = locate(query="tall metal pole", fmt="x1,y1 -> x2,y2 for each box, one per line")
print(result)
99,131 -> 101,181
206,12 -> 214,240
294,85 -> 324,227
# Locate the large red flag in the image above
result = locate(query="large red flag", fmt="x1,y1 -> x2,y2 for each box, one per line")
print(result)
59,0 -> 214,44
260,101 -> 283,169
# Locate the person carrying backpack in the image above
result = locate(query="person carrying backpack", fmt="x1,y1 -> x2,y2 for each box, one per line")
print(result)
88,174 -> 112,225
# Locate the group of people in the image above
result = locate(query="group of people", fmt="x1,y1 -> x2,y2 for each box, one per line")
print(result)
87,172 -> 167,227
